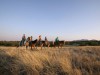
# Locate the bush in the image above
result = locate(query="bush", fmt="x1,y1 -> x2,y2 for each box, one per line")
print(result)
0,41 -> 19,47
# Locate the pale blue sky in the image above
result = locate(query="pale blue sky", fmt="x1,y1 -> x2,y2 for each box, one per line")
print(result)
0,0 -> 100,41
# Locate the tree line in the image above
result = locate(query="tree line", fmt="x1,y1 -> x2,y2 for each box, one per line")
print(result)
0,40 -> 100,46
67,40 -> 100,46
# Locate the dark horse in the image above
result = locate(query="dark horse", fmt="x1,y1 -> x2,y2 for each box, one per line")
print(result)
25,39 -> 38,49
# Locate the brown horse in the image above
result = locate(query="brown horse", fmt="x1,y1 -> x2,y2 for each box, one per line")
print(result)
52,40 -> 65,48
42,40 -> 50,48
34,40 -> 50,49
35,40 -> 44,50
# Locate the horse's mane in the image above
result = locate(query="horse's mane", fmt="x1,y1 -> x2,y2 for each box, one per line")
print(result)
31,39 -> 38,43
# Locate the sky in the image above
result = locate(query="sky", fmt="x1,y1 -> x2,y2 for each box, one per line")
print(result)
0,0 -> 100,41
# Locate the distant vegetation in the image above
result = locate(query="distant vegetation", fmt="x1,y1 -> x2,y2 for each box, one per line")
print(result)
0,41 -> 19,46
0,40 -> 100,46
68,40 -> 100,46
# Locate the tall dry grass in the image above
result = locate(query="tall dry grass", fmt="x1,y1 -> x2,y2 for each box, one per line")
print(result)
0,46 -> 100,75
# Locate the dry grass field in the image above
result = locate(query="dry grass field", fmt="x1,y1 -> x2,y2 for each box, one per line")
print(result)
0,46 -> 100,75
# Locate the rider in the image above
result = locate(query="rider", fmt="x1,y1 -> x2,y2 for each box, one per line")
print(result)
45,36 -> 48,45
29,36 -> 33,45
55,37 -> 59,44
38,35 -> 42,45
22,34 -> 26,46
45,36 -> 47,41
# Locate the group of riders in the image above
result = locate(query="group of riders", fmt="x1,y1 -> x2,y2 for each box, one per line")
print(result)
20,34 -> 59,47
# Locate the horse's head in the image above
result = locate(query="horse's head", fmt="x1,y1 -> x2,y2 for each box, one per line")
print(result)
26,37 -> 30,41
34,39 -> 38,42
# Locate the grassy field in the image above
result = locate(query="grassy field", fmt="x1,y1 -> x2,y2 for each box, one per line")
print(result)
0,46 -> 100,75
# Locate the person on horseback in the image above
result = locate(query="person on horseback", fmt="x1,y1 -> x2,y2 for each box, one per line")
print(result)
30,36 -> 33,41
55,37 -> 59,44
29,36 -> 33,46
22,34 -> 26,46
38,35 -> 42,45
45,36 -> 48,45
45,36 -> 47,41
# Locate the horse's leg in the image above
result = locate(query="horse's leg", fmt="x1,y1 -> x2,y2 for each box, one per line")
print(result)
26,42 -> 29,50
41,45 -> 42,50
26,46 -> 27,49
31,45 -> 32,50
41,44 -> 43,50
48,45 -> 49,48
61,44 -> 63,48
53,45 -> 55,48
58,45 -> 59,48
34,45 -> 36,49
35,43 -> 38,49
36,45 -> 37,49
33,44 -> 36,49
48,44 -> 50,48
61,45 -> 62,48
44,44 -> 47,49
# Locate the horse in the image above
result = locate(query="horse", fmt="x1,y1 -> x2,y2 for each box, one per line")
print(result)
52,40 -> 65,48
42,40 -> 50,48
33,40 -> 50,50
25,39 -> 38,50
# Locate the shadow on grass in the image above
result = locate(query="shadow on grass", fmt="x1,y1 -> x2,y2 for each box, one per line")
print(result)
0,50 -> 39,75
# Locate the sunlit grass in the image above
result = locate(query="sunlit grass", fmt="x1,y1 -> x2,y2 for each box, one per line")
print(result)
0,46 -> 100,75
